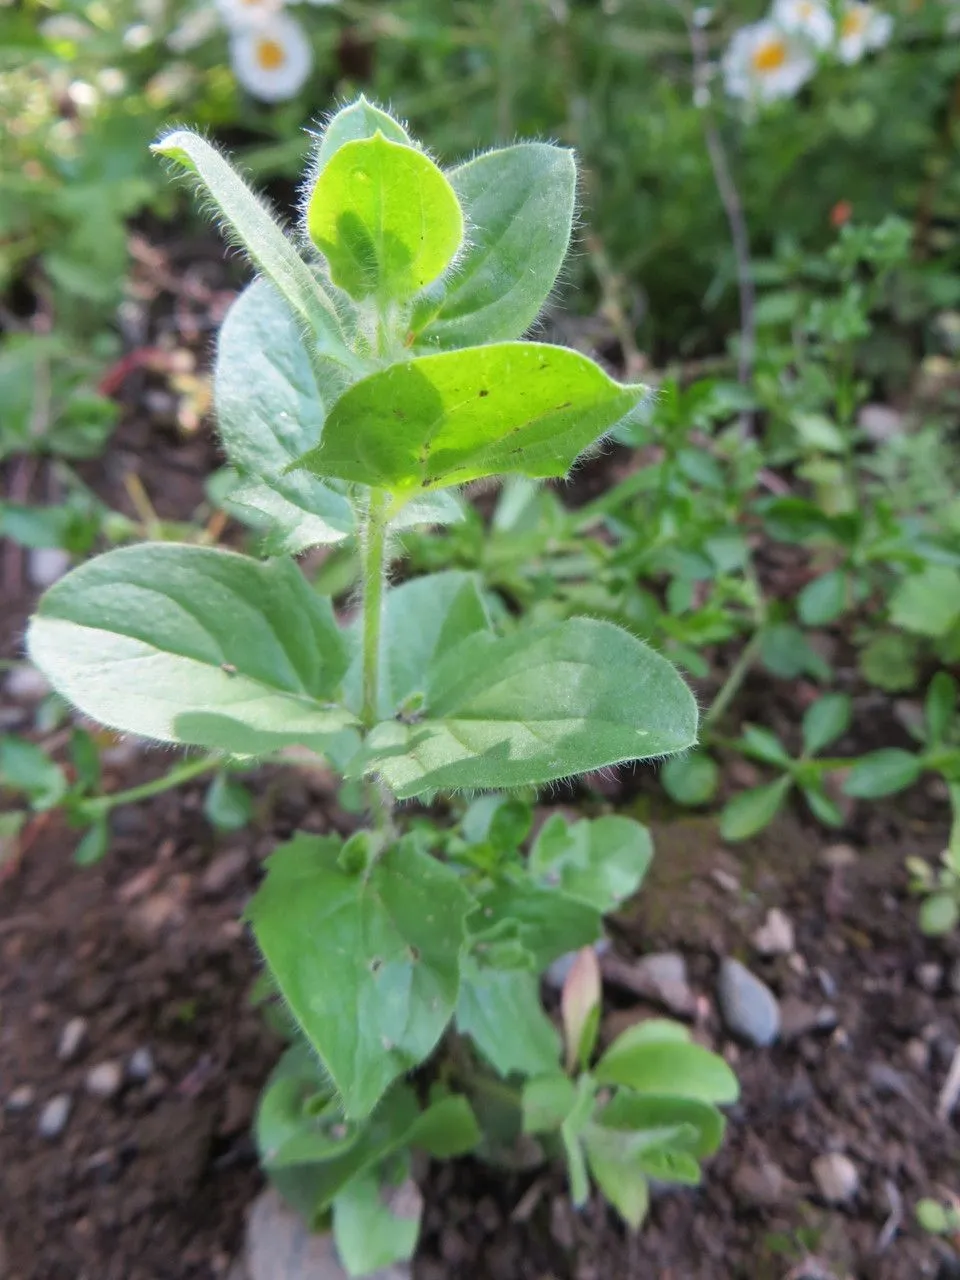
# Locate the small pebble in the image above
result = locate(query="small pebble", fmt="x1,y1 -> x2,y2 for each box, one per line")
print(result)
127,1047 -> 155,1082
820,843 -> 857,869
201,849 -> 249,897
28,547 -> 71,589
811,1152 -> 859,1204
6,1085 -> 35,1112
38,1094 -> 72,1140
4,664 -> 49,703
916,962 -> 943,994
779,996 -> 838,1042
717,958 -> 780,1047
629,951 -> 695,1017
57,1016 -> 88,1063
85,1061 -> 124,1100
732,1158 -> 794,1209
751,907 -> 795,956
905,1038 -> 931,1072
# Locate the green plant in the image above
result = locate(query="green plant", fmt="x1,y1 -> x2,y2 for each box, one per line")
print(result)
24,98 -> 735,1273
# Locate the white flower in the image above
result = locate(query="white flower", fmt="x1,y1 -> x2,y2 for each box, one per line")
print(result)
168,7 -> 221,52
837,3 -> 893,63
217,0 -> 286,30
722,20 -> 816,102
229,12 -> 313,101
771,0 -> 834,50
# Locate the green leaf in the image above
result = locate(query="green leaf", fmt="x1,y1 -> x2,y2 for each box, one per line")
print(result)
594,1092 -> 725,1159
364,618 -> 698,799
311,96 -> 411,177
925,673 -> 958,744
469,881 -> 601,971
916,1198 -> 950,1234
719,777 -> 792,842
73,818 -> 109,866
215,280 -> 354,551
69,728 -> 101,793
529,813 -> 653,912
797,570 -> 848,626
801,693 -> 851,756
406,1094 -> 482,1157
152,130 -> 347,357
800,784 -> 844,828
413,143 -> 577,350
248,833 -> 472,1118
295,343 -> 646,495
739,725 -> 793,768
660,752 -> 719,807
919,892 -> 959,936
333,1172 -> 421,1277
455,960 -> 562,1077
522,1075 -> 578,1134
842,748 -> 922,799
584,1141 -> 650,1229
203,773 -> 253,831
890,566 -> 960,639
343,571 -> 492,718
859,631 -> 919,693
332,1170 -> 420,1276
760,623 -> 830,681
560,1077 -> 597,1207
305,134 -> 463,303
0,735 -> 67,811
595,1033 -> 739,1105
27,545 -> 355,755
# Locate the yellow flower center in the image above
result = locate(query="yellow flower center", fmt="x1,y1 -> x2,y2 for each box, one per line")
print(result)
256,37 -> 286,70
842,8 -> 867,36
751,38 -> 787,74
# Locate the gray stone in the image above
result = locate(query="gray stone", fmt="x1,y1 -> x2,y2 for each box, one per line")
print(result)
731,1158 -> 796,1209
779,996 -> 837,1042
127,1047 -> 155,1082
858,403 -> 903,443
85,1060 -> 124,1100
57,1016 -> 88,1063
201,848 -> 249,897
916,962 -> 943,994
28,547 -> 70,589
4,664 -> 49,703
6,1085 -> 35,1112
245,1187 -> 413,1280
38,1093 -> 72,1140
717,958 -> 780,1047
627,951 -> 695,1017
905,1037 -> 930,1072
751,908 -> 795,956
811,1152 -> 859,1204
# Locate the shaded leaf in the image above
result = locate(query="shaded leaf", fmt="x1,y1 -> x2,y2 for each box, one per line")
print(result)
529,813 -> 653,912
719,777 -> 792,842
28,545 -> 355,755
364,618 -> 698,799
842,749 -> 922,799
455,960 -> 562,1077
248,833 -> 471,1118
296,343 -> 646,495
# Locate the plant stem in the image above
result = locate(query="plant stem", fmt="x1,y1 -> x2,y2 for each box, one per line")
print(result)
360,489 -> 389,731
360,488 -> 393,836
703,629 -> 764,731
83,754 -> 220,817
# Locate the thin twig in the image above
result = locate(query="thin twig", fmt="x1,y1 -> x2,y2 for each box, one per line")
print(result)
672,1 -> 756,433
875,1179 -> 903,1254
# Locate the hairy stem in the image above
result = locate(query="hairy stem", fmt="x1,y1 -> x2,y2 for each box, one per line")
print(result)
82,753 -> 221,817
360,489 -> 389,731
360,487 -> 393,836
703,629 -> 764,731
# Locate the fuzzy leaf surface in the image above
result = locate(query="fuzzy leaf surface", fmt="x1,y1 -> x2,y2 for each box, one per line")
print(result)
296,343 -> 645,494
27,544 -> 353,754
363,618 -> 697,798
248,834 -> 472,1119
